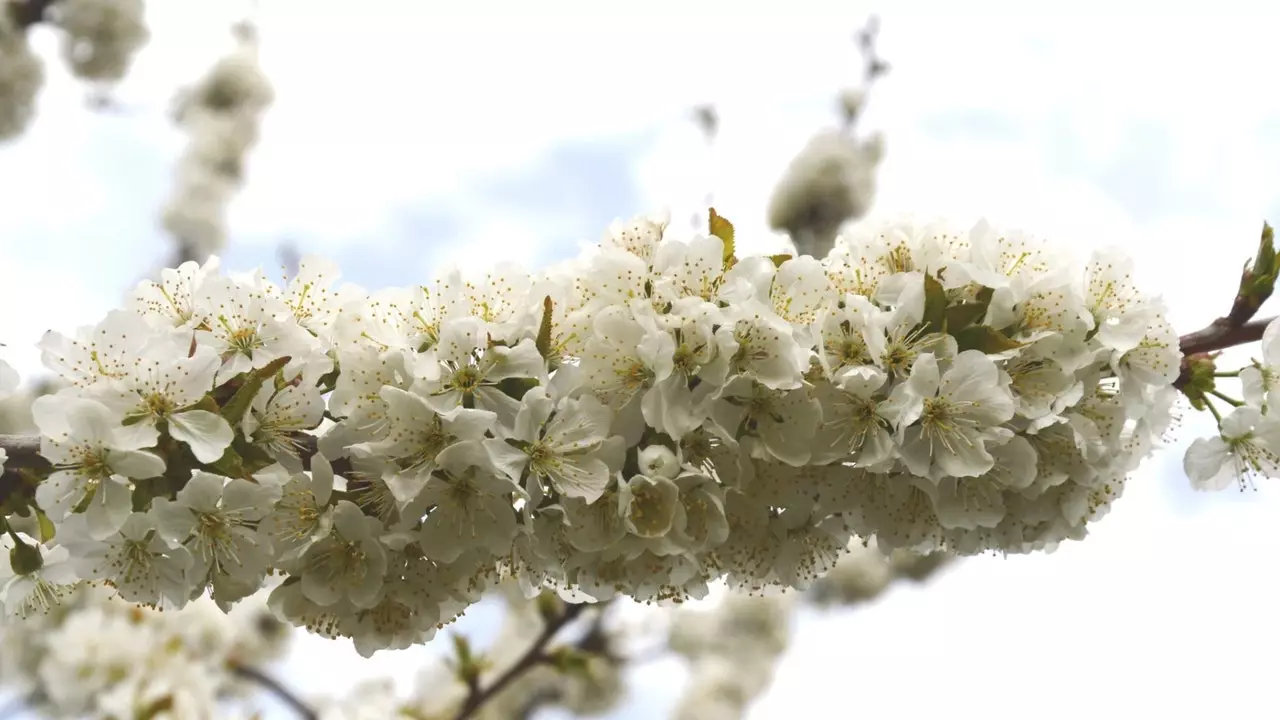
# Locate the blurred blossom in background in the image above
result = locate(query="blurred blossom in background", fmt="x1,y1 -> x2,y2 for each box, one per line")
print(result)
2,1 -> 1280,718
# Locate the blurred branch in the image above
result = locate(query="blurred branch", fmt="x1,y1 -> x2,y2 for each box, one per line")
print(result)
455,601 -> 588,720
228,661 -> 319,720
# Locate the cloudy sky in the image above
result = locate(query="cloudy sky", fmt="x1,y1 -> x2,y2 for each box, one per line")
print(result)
3,1 -> 1280,718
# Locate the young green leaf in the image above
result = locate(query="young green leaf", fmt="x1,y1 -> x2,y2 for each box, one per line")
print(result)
220,355 -> 292,427
953,325 -> 1023,354
709,208 -> 735,265
921,274 -> 947,334
536,295 -> 554,359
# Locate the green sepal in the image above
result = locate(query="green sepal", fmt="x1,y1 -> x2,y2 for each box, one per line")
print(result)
35,508 -> 55,543
9,539 -> 43,575
1179,353 -> 1219,411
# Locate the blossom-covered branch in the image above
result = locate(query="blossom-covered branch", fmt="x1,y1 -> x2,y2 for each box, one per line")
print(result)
0,207 -> 1269,662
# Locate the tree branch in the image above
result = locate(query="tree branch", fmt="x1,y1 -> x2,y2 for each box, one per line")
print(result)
1178,316 -> 1272,358
228,662 -> 319,720
455,602 -> 587,720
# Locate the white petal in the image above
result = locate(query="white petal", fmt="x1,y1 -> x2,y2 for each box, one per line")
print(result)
169,409 -> 234,463
106,449 -> 165,480
1184,437 -> 1231,490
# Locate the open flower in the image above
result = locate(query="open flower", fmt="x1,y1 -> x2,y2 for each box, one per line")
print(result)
32,395 -> 165,539
886,351 -> 1016,480
1184,406 -> 1280,491
485,385 -> 617,503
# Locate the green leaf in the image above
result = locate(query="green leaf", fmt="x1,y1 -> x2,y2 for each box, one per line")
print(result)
205,445 -> 250,480
921,274 -> 947,334
236,439 -> 278,475
709,208 -> 735,266
497,376 -> 539,401
536,295 -> 554,359
1248,221 -> 1277,295
220,356 -> 292,427
768,253 -> 793,267
943,287 -> 994,333
953,325 -> 1023,354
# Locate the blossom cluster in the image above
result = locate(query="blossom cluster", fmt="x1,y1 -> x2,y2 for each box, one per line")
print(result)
0,210 -> 1180,654
0,581 -> 287,718
162,20 -> 273,260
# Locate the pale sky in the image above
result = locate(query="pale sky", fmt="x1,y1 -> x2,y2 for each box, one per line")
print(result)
3,2 -> 1280,718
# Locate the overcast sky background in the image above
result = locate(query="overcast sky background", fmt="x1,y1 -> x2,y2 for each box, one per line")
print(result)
3,2 -> 1280,718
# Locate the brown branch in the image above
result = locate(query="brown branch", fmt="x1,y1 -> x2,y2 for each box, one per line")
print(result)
228,662 -> 319,720
454,602 -> 588,720
1173,316 -> 1275,390
1178,316 -> 1272,357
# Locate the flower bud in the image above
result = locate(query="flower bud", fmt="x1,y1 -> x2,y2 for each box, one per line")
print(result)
638,445 -> 679,479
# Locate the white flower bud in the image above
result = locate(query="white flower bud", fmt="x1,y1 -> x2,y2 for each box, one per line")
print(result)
54,0 -> 149,82
638,444 -> 679,479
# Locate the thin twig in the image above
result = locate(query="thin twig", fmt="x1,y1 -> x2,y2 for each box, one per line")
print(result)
228,662 -> 319,720
455,602 -> 588,720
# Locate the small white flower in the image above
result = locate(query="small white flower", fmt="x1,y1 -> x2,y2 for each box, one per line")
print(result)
151,470 -> 278,599
129,256 -> 221,328
887,351 -> 1016,480
32,395 -> 165,539
1184,407 -> 1280,491
0,534 -> 78,617
299,500 -> 388,609
811,365 -> 894,467
708,377 -> 822,467
60,512 -> 193,608
417,317 -> 546,426
1241,317 -> 1280,410
38,310 -> 152,388
88,340 -> 233,463
619,474 -> 681,538
417,441 -> 520,563
350,386 -> 495,508
485,385 -> 617,503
